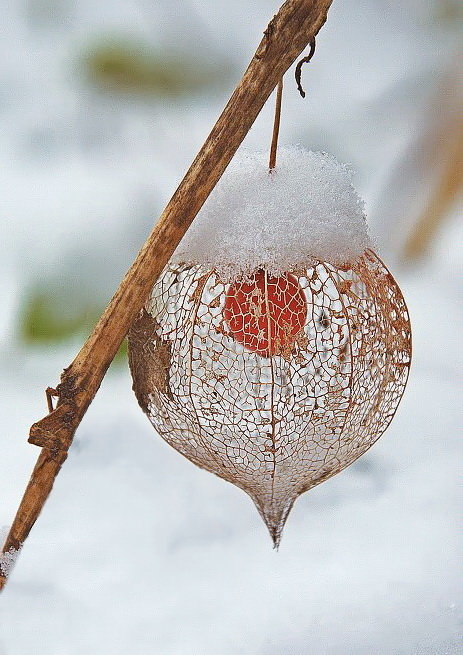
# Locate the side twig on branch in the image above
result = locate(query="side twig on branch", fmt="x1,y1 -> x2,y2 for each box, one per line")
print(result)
0,0 -> 333,591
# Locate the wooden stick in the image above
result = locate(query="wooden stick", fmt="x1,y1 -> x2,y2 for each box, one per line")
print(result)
269,78 -> 284,170
0,0 -> 333,591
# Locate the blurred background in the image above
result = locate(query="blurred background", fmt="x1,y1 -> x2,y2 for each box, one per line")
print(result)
0,1 -> 461,653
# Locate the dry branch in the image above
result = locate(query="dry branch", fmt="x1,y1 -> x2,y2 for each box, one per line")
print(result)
0,0 -> 333,591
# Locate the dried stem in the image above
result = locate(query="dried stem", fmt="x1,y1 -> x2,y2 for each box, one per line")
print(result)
0,0 -> 333,591
269,78 -> 284,170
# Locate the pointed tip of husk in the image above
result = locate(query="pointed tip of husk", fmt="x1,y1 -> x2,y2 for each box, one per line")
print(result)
270,525 -> 282,550
266,516 -> 285,549
251,492 -> 296,549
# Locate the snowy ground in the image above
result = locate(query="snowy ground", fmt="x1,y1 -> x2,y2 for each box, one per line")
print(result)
2,233 -> 462,655
0,1 -> 461,654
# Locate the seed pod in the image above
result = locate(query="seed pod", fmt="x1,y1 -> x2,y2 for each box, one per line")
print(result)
128,250 -> 411,545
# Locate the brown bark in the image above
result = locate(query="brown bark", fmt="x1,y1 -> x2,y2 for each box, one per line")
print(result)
0,0 -> 333,591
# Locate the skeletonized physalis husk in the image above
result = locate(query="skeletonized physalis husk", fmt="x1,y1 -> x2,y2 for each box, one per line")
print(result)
128,250 -> 411,545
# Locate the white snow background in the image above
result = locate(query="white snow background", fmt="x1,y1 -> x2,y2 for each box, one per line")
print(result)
0,1 -> 461,654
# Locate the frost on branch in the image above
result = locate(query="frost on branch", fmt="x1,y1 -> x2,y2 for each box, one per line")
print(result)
0,527 -> 21,578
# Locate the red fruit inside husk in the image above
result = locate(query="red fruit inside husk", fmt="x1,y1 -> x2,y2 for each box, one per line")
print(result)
223,270 -> 307,357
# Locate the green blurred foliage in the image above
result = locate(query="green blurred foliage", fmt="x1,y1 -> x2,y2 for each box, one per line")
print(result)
20,290 -> 99,343
19,288 -> 127,366
81,36 -> 225,96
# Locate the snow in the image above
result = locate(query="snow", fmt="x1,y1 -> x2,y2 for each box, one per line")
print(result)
0,251 -> 461,654
0,547 -> 20,581
0,0 -> 461,653
171,147 -> 370,279
0,528 -> 18,580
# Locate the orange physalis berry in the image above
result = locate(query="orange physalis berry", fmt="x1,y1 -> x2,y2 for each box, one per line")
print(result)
223,270 -> 307,357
